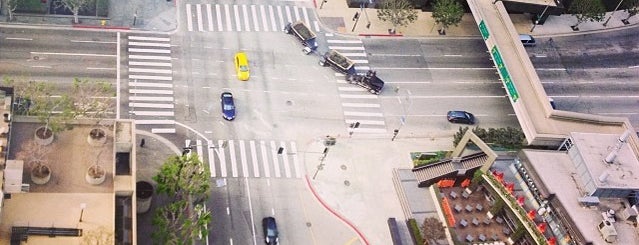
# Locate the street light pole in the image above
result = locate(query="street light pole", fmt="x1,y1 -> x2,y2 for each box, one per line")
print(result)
530,3 -> 550,32
603,0 -> 624,26
79,203 -> 87,222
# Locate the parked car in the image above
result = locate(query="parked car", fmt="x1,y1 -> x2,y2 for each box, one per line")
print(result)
447,110 -> 475,124
519,34 -> 536,47
221,92 -> 236,120
262,217 -> 279,245
234,52 -> 250,81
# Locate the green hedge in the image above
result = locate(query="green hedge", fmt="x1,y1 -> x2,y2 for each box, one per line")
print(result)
407,218 -> 425,245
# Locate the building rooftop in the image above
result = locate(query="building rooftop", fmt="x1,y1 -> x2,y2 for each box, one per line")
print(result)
524,149 -> 639,244
570,132 -> 639,190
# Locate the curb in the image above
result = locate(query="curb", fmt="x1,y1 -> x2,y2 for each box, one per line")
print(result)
72,24 -> 130,30
304,175 -> 370,245
358,33 -> 403,37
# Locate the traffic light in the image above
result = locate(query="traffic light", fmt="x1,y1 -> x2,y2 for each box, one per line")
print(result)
352,12 -> 360,21
392,129 -> 399,141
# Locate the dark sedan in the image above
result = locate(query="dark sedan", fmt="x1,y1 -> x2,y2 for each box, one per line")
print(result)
262,217 -> 279,245
221,92 -> 236,120
447,110 -> 475,124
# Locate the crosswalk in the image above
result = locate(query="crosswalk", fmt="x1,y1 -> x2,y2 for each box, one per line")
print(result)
184,3 -> 320,32
326,33 -> 387,134
126,34 -> 176,134
186,139 -> 302,179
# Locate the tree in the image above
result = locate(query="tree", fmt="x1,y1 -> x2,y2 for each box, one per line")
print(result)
453,126 -> 525,149
71,78 -> 116,141
152,154 -> 211,245
4,78 -> 75,142
376,0 -> 418,33
568,0 -> 606,30
16,139 -> 52,184
622,0 -> 639,24
431,0 -> 464,35
421,217 -> 446,245
56,0 -> 92,24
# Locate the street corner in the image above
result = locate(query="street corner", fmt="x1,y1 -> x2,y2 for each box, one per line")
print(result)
135,130 -> 181,182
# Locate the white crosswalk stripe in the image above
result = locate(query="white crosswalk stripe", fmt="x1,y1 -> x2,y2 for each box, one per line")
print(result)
324,34 -> 387,135
184,3 -> 318,32
127,34 -> 175,133
189,139 -> 301,178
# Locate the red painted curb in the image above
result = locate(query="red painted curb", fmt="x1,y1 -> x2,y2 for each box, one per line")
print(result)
72,25 -> 130,30
359,33 -> 403,37
313,0 -> 318,8
304,175 -> 370,245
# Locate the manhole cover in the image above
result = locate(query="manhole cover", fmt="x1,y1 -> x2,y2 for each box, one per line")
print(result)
286,100 -> 293,106
33,56 -> 39,60
340,165 -> 347,170
344,180 -> 350,186
306,222 -> 312,227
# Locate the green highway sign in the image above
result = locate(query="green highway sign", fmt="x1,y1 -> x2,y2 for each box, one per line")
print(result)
479,20 -> 489,40
491,46 -> 519,102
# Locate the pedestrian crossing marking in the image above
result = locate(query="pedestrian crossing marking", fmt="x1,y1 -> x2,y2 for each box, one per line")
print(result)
129,68 -> 172,74
345,119 -> 386,125
129,55 -> 171,60
280,141 -> 291,178
129,96 -> 174,102
244,5 -> 252,32
135,119 -> 174,125
216,4 -> 223,31
129,61 -> 172,67
132,111 -> 174,116
196,4 -> 204,32
277,6 -> 285,30
129,89 -> 173,95
344,111 -> 384,117
207,4 -> 214,31
239,140 -> 250,177
207,140 -> 216,177
129,42 -> 171,48
260,141 -> 271,178
128,36 -> 170,42
291,142 -> 302,178
186,4 -> 194,31
261,5 -> 269,31
151,128 -> 176,134
228,140 -> 238,177
224,4 -> 232,32
218,140 -> 227,177
270,141 -> 281,178
128,48 -> 171,54
269,5 -> 277,32
293,6 -> 300,23
129,102 -> 174,109
196,140 -> 204,163
250,141 -> 260,177
234,5 -> 241,32
129,75 -> 172,81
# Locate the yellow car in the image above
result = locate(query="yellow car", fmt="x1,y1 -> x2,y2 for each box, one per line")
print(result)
234,52 -> 250,81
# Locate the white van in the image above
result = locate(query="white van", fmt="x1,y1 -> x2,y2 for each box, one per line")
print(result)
519,34 -> 536,47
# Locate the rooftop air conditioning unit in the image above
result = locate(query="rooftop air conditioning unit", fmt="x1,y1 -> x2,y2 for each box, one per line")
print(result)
597,220 -> 617,243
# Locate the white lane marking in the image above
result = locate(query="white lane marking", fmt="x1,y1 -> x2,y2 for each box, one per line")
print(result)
260,141 -> 270,178
234,5 -> 241,31
31,65 -> 52,68
196,4 -> 204,32
218,140 -> 227,177
629,65 -> 639,69
128,36 -> 170,42
339,52 -> 367,57
243,5 -> 251,32
129,82 -> 173,88
337,86 -> 366,92
328,46 -> 365,50
250,141 -> 260,178
285,6 -> 292,23
216,4 -> 223,31
129,89 -> 174,95
344,111 -> 384,117
270,141 -> 281,178
369,53 -> 421,57
314,21 -> 320,32
30,52 -> 115,57
351,128 -> 387,133
325,33 -> 334,36
128,55 -> 171,60
302,7 -> 310,28
207,4 -> 214,31
280,141 -> 291,178
352,60 -> 369,64
443,54 -> 462,57
374,67 -> 496,70
6,37 -> 33,41
128,41 -> 171,48
291,142 -> 301,178
129,68 -> 172,74
129,96 -> 174,101
342,103 -> 381,108
70,40 -> 116,44
128,103 -> 174,109
239,140 -> 249,177
208,140 -> 216,177
128,48 -> 171,54
327,39 -> 362,44
134,119 -> 174,125
536,68 -> 567,71
261,5 -> 269,31
151,128 -> 176,133
131,111 -> 175,116
229,140 -> 238,177
129,75 -> 172,81
186,4 -> 193,31
196,140 -> 204,163
339,94 -> 378,99
345,119 -> 385,125
269,5 -> 277,32
129,61 -> 172,67
277,6 -> 284,30
225,4 -> 232,31
250,5 -> 257,32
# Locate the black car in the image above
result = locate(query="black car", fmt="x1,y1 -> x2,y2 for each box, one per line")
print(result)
447,110 -> 475,124
221,92 -> 236,120
262,217 -> 279,245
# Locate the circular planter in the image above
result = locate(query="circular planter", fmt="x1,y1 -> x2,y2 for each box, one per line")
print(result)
34,126 -> 54,146
85,165 -> 106,185
136,181 -> 154,214
87,128 -> 107,146
31,165 -> 51,185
